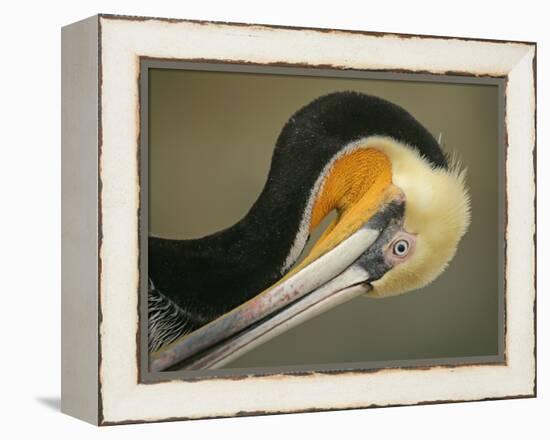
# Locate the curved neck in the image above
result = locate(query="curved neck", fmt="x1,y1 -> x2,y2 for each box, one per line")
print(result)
149,92 -> 445,317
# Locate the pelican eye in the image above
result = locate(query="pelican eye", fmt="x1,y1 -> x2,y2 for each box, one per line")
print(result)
392,239 -> 410,257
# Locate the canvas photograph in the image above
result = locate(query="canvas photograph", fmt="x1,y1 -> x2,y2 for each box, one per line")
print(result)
142,63 -> 503,376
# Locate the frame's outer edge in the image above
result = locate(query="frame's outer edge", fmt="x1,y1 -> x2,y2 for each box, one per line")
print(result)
94,14 -> 536,424
61,15 -> 101,425
97,13 -> 537,46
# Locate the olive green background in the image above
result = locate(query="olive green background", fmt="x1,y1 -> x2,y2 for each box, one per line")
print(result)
148,67 -> 501,370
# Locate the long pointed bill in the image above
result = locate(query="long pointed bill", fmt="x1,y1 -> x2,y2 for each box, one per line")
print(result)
180,265 -> 371,369
150,187 -> 406,372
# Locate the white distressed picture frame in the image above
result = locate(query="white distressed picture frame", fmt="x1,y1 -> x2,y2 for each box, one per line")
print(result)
61,14 -> 536,425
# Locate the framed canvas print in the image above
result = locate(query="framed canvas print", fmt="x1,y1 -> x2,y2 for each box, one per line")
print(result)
61,14 -> 537,425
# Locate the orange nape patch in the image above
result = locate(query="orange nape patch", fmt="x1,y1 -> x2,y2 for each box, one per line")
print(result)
292,148 -> 396,273
311,148 -> 393,229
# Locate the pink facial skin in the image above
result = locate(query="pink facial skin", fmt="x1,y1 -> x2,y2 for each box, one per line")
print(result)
385,231 -> 417,266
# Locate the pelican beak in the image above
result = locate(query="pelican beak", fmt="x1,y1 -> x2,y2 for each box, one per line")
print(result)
150,186 -> 407,372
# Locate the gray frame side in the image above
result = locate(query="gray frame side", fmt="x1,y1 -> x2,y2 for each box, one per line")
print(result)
61,15 -> 100,425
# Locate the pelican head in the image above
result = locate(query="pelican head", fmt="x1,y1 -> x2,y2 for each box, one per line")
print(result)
360,136 -> 471,298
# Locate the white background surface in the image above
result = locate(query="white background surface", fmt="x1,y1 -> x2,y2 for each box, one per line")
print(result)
0,0 -> 546,437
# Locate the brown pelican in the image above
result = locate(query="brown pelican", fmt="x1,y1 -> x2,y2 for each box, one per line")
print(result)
148,91 -> 471,371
